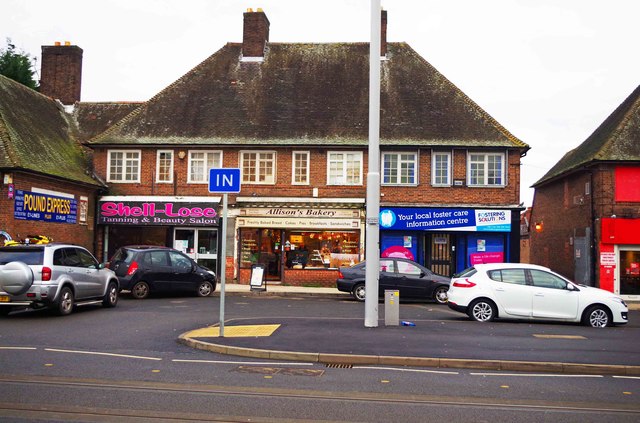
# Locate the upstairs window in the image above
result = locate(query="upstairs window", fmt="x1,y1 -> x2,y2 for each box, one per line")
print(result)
188,151 -> 222,183
382,152 -> 417,185
156,150 -> 174,183
292,151 -> 310,185
431,152 -> 452,186
241,151 -> 276,184
107,150 -> 140,183
468,152 -> 505,187
327,151 -> 363,185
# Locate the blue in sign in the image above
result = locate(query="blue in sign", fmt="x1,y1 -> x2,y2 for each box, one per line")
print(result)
208,168 -> 241,193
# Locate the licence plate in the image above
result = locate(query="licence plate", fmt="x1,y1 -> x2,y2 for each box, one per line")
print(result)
0,296 -> 9,302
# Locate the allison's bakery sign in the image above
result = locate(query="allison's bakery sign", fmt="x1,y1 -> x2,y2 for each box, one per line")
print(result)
98,199 -> 218,226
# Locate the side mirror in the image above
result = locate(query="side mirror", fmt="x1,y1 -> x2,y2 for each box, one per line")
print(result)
567,283 -> 579,292
420,271 -> 426,278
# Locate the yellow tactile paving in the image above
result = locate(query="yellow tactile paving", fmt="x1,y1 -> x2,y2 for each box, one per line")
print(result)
185,324 -> 281,338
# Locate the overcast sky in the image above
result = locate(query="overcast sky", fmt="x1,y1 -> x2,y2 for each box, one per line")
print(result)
3,0 -> 639,206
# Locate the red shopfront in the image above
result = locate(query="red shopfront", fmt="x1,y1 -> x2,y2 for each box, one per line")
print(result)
97,196 -> 221,273
599,217 -> 640,300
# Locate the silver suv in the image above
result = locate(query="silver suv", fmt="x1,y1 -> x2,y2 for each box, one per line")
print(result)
0,243 -> 119,316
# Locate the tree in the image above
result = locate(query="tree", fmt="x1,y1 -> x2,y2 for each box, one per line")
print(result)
0,38 -> 39,90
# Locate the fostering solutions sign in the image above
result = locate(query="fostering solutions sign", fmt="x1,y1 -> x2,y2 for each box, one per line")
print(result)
379,208 -> 511,232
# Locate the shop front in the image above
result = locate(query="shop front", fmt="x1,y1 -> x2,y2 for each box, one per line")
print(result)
235,206 -> 364,286
379,207 -> 515,276
599,217 -> 640,300
98,196 -> 221,273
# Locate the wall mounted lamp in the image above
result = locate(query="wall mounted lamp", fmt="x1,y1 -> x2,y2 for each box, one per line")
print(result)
177,151 -> 187,160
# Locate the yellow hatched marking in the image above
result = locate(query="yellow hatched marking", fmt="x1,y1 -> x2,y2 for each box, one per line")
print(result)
185,324 -> 281,338
533,334 -> 586,340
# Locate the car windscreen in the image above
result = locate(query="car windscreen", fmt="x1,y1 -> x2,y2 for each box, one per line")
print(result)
0,249 -> 45,265
453,267 -> 477,278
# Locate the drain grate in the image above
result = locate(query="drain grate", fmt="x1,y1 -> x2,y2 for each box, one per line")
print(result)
325,363 -> 353,369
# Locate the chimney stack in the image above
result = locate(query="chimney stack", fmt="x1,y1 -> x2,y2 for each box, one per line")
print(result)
40,42 -> 83,105
381,10 -> 387,56
242,8 -> 270,58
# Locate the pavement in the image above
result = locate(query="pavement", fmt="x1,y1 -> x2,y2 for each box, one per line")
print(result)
178,283 -> 640,376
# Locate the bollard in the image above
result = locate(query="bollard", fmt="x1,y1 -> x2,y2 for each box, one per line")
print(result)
384,290 -> 399,326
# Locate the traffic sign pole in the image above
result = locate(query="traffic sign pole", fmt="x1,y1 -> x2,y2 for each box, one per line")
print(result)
219,192 -> 228,337
208,168 -> 241,338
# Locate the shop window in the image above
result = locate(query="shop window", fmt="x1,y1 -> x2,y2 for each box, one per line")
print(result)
382,152 -> 417,185
241,151 -> 275,184
467,152 -> 505,187
239,229 -> 282,280
188,151 -> 222,183
284,230 -> 360,269
107,150 -> 141,183
327,151 -> 363,185
156,150 -> 174,183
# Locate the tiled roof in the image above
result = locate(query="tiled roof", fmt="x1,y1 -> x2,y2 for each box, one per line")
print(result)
73,102 -> 142,142
88,42 -> 528,150
0,74 -> 103,186
534,84 -> 640,187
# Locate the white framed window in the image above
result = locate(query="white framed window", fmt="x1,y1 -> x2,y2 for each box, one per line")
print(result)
188,151 -> 222,183
156,150 -> 174,183
107,150 -> 141,183
382,152 -> 417,185
241,151 -> 276,184
292,151 -> 310,185
467,152 -> 506,186
327,151 -> 363,185
431,151 -> 452,186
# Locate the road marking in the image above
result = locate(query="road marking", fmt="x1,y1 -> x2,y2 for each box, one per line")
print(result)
172,359 -> 312,366
471,372 -> 603,378
45,348 -> 162,361
614,376 -> 640,380
353,366 -> 459,375
0,346 -> 37,350
533,334 -> 586,339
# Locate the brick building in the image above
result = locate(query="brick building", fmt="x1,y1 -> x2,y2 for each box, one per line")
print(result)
0,72 -> 104,250
530,84 -> 640,301
85,9 -> 529,286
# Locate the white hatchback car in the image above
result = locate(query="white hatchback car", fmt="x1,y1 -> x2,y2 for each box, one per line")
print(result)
447,263 -> 628,328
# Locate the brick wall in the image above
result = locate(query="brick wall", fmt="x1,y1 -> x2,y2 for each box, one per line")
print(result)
0,171 -> 98,254
92,146 -> 522,205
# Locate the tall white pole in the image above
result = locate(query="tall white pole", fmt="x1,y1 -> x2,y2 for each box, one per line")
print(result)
218,193 -> 228,337
365,0 -> 381,327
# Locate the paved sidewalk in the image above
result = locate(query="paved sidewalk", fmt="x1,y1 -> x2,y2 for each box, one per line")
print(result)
178,283 -> 640,375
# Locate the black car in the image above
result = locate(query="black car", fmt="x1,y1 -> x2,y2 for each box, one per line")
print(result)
336,257 -> 450,304
108,246 -> 216,299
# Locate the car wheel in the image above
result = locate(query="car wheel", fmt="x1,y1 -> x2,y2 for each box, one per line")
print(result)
131,281 -> 150,299
433,285 -> 449,304
55,286 -> 74,316
102,281 -> 118,307
352,283 -> 365,302
584,305 -> 610,328
197,281 -> 214,297
468,299 -> 496,322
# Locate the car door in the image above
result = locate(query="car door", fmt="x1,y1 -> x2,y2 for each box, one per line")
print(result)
168,250 -> 197,292
143,250 -> 174,292
76,248 -> 104,298
529,269 -> 579,319
58,248 -> 90,299
486,268 -> 532,317
378,259 -> 398,295
393,259 -> 427,298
